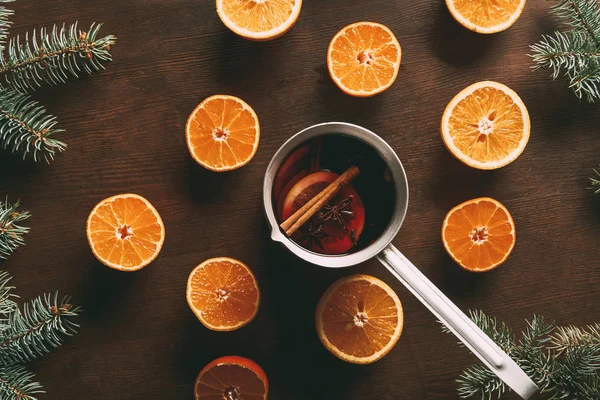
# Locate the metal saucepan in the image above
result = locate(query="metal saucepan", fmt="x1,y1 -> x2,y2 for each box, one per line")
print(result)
263,122 -> 538,399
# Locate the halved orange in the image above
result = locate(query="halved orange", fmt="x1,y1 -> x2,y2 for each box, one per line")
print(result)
446,0 -> 526,34
316,274 -> 403,364
441,81 -> 530,170
186,95 -> 260,172
86,194 -> 165,271
187,257 -> 260,331
442,197 -> 516,272
216,0 -> 302,41
327,22 -> 402,97
195,355 -> 268,400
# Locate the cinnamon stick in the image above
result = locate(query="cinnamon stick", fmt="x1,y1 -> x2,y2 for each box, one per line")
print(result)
280,166 -> 360,237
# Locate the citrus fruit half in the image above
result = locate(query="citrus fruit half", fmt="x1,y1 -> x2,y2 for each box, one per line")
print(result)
187,257 -> 260,331
441,81 -> 530,170
327,22 -> 402,97
316,274 -> 403,364
442,197 -> 516,272
86,194 -> 165,272
195,355 -> 268,400
186,95 -> 260,172
446,0 -> 526,34
281,171 -> 365,255
216,0 -> 302,41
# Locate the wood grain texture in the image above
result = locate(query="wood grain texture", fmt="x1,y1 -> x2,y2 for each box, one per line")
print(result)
1,1 -> 599,399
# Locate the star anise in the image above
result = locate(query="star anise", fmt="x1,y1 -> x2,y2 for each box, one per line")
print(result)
297,220 -> 329,251
318,195 -> 354,229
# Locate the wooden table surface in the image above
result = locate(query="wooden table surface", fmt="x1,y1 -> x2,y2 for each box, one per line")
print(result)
1,1 -> 599,399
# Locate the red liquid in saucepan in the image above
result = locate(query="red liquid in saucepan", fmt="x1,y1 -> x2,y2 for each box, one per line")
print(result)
273,135 -> 396,255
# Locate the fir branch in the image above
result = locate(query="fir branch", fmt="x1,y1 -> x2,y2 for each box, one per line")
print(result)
456,364 -> 506,400
0,88 -> 65,162
0,22 -> 116,92
513,316 -> 555,392
531,31 -> 600,101
590,166 -> 600,193
0,293 -> 80,367
0,270 -> 17,319
530,0 -> 600,102
552,0 -> 600,44
446,311 -> 600,399
0,198 -> 30,260
441,310 -> 517,353
0,1 -> 13,51
550,324 -> 600,353
440,311 -> 516,399
530,31 -> 600,79
0,365 -> 43,400
549,345 -> 600,399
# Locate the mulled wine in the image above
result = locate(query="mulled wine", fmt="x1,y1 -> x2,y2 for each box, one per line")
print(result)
273,135 -> 396,255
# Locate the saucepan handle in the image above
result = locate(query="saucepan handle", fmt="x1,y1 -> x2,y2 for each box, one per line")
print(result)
377,244 -> 539,400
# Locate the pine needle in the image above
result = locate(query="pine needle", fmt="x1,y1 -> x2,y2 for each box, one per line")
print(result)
590,166 -> 600,193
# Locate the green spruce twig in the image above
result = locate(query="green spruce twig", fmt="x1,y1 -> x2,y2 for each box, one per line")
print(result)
0,198 -> 30,260
590,166 -> 600,193
444,311 -> 600,399
0,22 -> 116,93
0,1 -> 116,162
456,364 -> 506,400
0,2 -> 13,51
551,324 -> 600,352
552,0 -> 600,39
0,271 -> 80,399
0,365 -> 43,400
530,0 -> 600,102
0,88 -> 65,162
0,293 -> 80,366
0,271 -> 17,319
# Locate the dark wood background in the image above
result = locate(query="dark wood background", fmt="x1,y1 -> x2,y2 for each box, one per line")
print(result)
1,1 -> 599,399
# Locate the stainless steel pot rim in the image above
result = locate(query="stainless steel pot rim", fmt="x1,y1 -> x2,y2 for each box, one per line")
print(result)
263,122 -> 409,268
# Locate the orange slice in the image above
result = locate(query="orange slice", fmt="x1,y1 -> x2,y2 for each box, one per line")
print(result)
216,0 -> 302,41
441,81 -> 530,170
446,0 -> 526,34
442,197 -> 516,272
195,356 -> 268,400
186,95 -> 260,172
86,194 -> 165,272
315,274 -> 403,364
327,22 -> 402,97
187,257 -> 260,331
